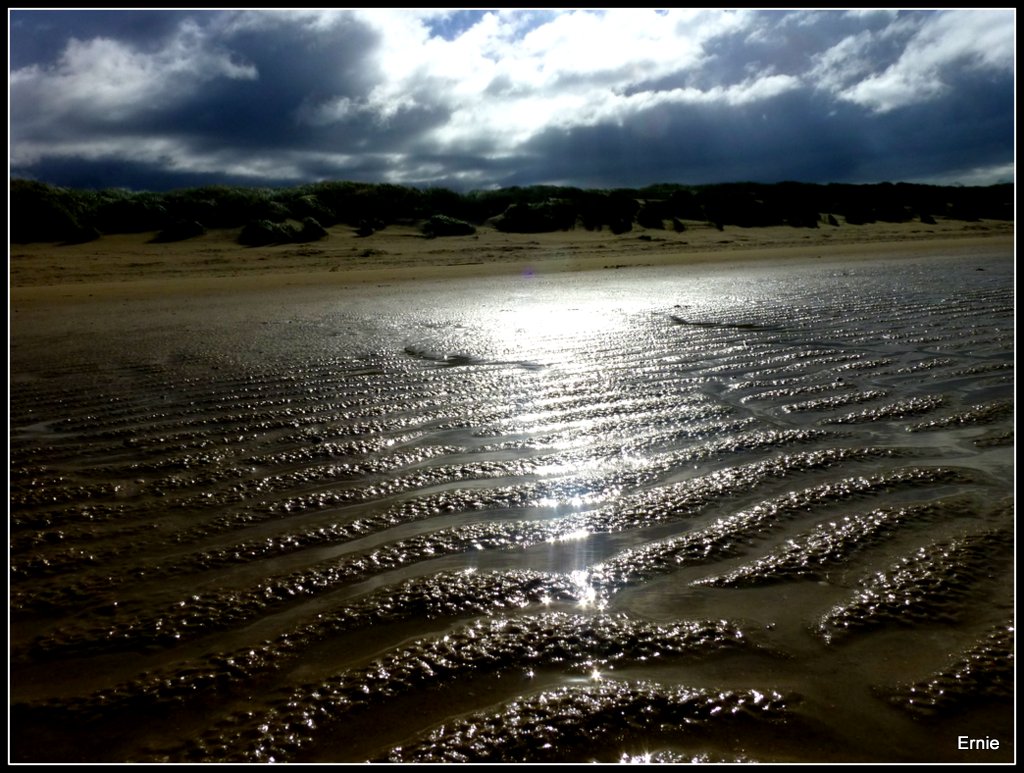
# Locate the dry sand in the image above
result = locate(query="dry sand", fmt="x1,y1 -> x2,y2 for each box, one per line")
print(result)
9,217 -> 1013,305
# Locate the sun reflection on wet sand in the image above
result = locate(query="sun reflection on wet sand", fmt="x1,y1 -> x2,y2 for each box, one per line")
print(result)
9,251 -> 1013,763
477,290 -> 639,363
569,568 -> 606,609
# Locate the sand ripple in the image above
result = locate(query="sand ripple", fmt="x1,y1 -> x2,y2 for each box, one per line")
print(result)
10,255 -> 1014,762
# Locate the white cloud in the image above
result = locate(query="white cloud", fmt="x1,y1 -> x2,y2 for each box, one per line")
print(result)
816,9 -> 1014,112
12,136 -> 190,168
809,29 -> 879,92
10,19 -> 256,127
839,66 -> 944,114
512,9 -> 701,85
907,9 -> 1014,72
336,8 -> 779,152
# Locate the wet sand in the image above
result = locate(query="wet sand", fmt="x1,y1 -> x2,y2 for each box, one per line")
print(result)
9,222 -> 1016,763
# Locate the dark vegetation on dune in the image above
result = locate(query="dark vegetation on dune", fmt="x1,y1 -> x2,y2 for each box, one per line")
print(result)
9,178 -> 1014,245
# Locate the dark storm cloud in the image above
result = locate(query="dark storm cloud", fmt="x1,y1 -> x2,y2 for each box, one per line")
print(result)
156,19 -> 382,152
14,154 -> 287,192
845,68 -> 1016,183
509,64 -> 1015,190
8,9 -> 1014,192
9,9 -> 198,68
506,90 -> 860,190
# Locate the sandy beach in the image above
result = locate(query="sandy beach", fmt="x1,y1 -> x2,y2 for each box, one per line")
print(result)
10,217 -> 1013,303
9,220 -> 1015,763
11,218 -> 1013,376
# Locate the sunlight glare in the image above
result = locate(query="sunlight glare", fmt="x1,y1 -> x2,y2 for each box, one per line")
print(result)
485,300 -> 622,361
569,568 -> 602,608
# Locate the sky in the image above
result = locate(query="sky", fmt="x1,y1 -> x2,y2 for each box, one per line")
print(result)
8,8 -> 1016,192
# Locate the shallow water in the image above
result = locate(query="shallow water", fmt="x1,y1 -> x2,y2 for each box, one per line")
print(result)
9,250 -> 1015,763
